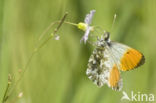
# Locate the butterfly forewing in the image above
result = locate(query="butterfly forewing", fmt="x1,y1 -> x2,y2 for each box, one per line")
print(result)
110,42 -> 145,71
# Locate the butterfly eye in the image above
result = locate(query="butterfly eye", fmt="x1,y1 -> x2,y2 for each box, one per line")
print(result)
104,32 -> 110,41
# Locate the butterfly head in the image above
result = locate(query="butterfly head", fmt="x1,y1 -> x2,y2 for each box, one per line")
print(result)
103,32 -> 110,42
96,32 -> 111,47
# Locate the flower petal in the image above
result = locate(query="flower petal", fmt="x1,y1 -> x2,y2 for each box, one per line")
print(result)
55,35 -> 60,40
84,10 -> 96,25
80,26 -> 92,43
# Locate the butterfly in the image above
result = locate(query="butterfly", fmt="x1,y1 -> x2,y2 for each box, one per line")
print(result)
86,32 -> 145,91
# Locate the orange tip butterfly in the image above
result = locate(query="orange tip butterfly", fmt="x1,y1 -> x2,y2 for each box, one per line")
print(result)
86,32 -> 145,91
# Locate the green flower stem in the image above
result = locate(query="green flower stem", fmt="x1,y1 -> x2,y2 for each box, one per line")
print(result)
38,21 -> 60,41
64,21 -> 78,27
3,12 -> 68,103
38,20 -> 77,42
2,82 -> 10,103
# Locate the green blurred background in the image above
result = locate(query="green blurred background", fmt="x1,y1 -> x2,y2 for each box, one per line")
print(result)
0,0 -> 156,103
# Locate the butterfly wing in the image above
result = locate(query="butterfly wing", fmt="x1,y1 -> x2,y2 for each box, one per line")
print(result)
86,46 -> 123,91
104,41 -> 144,90
109,41 -> 145,71
108,64 -> 123,91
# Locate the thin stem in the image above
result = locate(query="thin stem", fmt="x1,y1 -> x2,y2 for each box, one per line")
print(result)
64,21 -> 78,26
53,12 -> 68,34
38,21 -> 77,43
2,83 -> 10,103
94,26 -> 104,35
7,51 -> 36,100
5,12 -> 68,102
38,21 -> 60,41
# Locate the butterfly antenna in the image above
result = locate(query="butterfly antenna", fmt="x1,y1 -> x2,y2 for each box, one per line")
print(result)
110,14 -> 117,33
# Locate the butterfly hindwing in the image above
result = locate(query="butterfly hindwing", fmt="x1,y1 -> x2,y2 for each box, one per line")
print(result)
86,45 -> 123,91
86,47 -> 111,87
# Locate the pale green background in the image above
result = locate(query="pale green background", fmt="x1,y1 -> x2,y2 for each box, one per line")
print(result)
0,0 -> 156,103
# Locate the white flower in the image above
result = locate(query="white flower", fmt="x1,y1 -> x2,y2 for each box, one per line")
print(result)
84,10 -> 96,25
18,92 -> 23,98
78,10 -> 96,44
55,35 -> 60,40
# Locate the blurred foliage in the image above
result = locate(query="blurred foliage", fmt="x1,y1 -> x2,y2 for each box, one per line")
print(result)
0,0 -> 156,103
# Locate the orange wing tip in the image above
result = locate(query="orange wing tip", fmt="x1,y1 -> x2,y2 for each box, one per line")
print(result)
135,54 -> 145,68
120,48 -> 145,71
